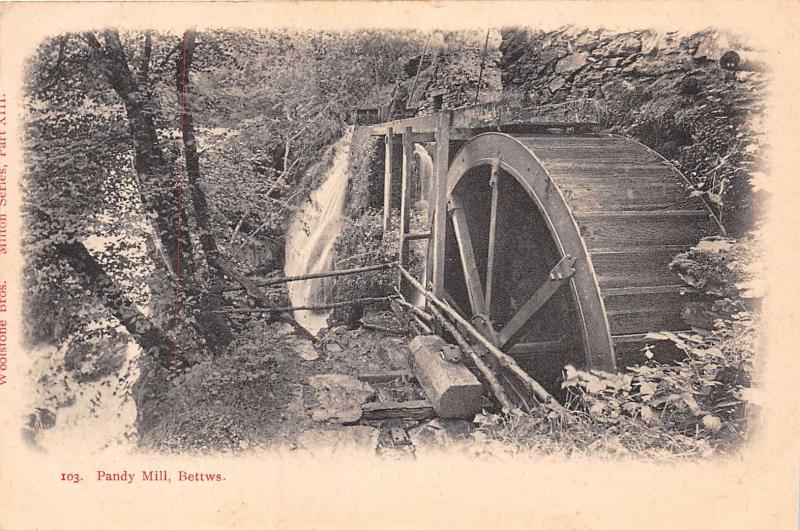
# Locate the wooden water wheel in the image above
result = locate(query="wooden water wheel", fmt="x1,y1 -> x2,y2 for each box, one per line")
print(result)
441,132 -> 723,388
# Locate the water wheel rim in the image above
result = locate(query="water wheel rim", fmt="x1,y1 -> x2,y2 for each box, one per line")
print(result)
444,132 -> 616,371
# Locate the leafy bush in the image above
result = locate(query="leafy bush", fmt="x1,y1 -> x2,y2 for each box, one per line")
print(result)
328,209 -> 399,325
562,311 -> 756,449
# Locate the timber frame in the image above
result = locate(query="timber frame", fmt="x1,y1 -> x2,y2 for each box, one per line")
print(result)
365,97 -> 721,386
369,98 -> 604,302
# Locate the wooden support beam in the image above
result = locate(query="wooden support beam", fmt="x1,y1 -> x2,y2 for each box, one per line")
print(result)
449,196 -> 486,316
427,303 -> 514,411
383,127 -> 394,232
497,255 -> 577,347
484,156 -> 501,312
380,131 -> 437,144
398,126 -> 414,298
363,98 -> 605,137
405,231 -> 431,241
432,111 -> 451,301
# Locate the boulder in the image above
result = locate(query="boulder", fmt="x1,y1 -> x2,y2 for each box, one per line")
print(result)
549,76 -> 567,92
555,52 -> 588,75
308,374 -> 375,423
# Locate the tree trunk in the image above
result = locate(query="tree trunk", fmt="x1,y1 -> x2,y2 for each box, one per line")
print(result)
86,31 -> 195,279
176,30 -> 233,351
57,242 -> 181,370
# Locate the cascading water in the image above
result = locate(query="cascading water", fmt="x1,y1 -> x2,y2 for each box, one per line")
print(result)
284,128 -> 354,335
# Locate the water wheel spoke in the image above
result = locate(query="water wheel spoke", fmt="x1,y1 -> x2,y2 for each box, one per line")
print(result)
449,195 -> 487,315
497,255 -> 577,348
484,157 -> 501,311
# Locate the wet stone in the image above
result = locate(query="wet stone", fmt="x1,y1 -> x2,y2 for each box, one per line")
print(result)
292,339 -> 319,361
308,374 -> 375,423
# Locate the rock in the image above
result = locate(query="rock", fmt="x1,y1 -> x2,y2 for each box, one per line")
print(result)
292,339 -> 319,361
555,52 -> 588,74
549,76 -> 567,92
623,57 -> 687,77
409,418 -> 474,450
308,374 -> 375,423
694,32 -> 730,61
324,342 -> 343,355
602,34 -> 642,56
573,69 -> 604,85
606,57 -> 622,68
274,322 -> 295,336
600,78 -> 639,101
640,31 -> 666,56
379,337 -> 411,370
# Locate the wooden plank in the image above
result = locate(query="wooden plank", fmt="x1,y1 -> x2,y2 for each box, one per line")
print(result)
363,98 -> 604,136
606,307 -> 689,336
532,147 -> 661,165
383,127 -> 394,232
542,162 -> 678,179
381,132 -> 437,143
602,285 -> 690,296
590,246 -> 686,288
514,134 -> 621,145
408,335 -> 483,419
361,400 -> 436,421
576,213 -> 716,249
432,111 -> 451,300
575,210 -> 709,219
602,286 -> 702,313
449,196 -> 487,316
357,370 -> 415,384
554,179 -> 691,212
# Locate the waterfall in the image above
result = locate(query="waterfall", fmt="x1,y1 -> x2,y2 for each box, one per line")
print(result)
284,128 -> 354,335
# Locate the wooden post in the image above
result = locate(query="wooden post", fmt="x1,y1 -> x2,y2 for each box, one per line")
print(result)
432,111 -> 451,299
383,127 -> 394,232
399,126 -> 414,297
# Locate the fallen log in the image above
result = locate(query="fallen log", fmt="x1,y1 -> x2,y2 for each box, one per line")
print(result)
426,302 -> 514,412
408,335 -> 484,419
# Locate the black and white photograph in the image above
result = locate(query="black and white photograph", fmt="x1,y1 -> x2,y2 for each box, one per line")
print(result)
0,2 -> 797,529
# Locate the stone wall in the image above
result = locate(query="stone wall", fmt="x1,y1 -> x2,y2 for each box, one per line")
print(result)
499,27 -> 768,234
